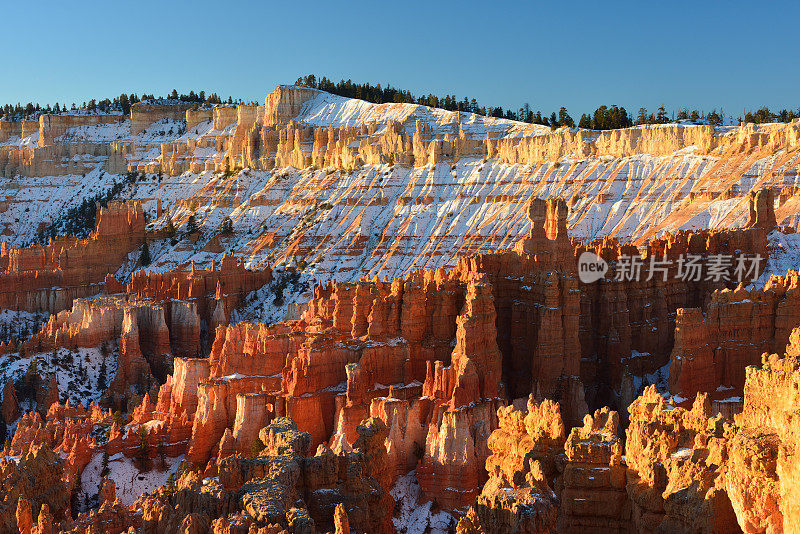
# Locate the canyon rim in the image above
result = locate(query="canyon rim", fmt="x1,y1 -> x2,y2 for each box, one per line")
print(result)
1,2 -> 800,533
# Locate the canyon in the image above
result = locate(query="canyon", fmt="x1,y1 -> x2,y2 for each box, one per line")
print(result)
0,86 -> 799,533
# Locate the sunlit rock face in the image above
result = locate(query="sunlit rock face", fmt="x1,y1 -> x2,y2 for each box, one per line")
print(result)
2,83 -> 800,534
2,85 -> 799,285
0,201 -> 145,313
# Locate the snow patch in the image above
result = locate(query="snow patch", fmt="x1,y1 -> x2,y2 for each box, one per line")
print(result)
391,470 -> 455,534
81,450 -> 183,506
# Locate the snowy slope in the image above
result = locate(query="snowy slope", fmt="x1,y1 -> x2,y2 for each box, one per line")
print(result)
81,451 -> 183,507
1,89 -> 798,288
295,89 -> 546,138
0,344 -> 118,413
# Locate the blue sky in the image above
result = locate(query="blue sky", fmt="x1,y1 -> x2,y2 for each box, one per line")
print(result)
1,0 -> 798,118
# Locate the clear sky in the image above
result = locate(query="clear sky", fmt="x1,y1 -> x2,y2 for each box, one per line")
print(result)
2,0 -> 798,118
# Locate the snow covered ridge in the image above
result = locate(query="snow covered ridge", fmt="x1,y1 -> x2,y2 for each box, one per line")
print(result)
0,85 -> 798,286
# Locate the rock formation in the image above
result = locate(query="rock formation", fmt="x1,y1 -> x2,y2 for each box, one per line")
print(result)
625,388 -> 739,532
130,100 -> 194,135
1,379 -> 19,423
558,408 -> 628,532
109,253 -> 271,340
135,416 -> 393,534
669,272 -> 800,401
726,327 -> 800,532
456,397 -> 563,534
0,201 -> 145,313
0,445 -> 70,532
2,80 -> 800,532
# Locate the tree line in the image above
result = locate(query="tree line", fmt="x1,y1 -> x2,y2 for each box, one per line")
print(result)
1,89 -> 237,121
3,77 -> 798,130
295,74 -> 799,130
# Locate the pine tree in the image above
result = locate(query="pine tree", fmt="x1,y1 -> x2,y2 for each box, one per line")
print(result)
70,476 -> 83,517
157,438 -> 167,470
558,107 -> 574,128
250,436 -> 266,458
97,358 -> 107,391
165,472 -> 177,495
111,410 -> 125,429
100,448 -> 110,477
136,426 -> 150,468
164,215 -> 176,237
186,215 -> 198,234
220,216 -> 233,235
140,241 -> 151,266
119,93 -> 130,115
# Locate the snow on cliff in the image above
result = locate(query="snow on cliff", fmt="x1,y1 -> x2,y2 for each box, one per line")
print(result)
1,88 -> 798,287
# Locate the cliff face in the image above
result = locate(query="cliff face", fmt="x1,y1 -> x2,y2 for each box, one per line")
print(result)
114,253 -> 272,328
1,86 -> 799,287
3,83 -> 800,532
0,201 -> 145,313
37,113 -> 124,146
488,120 -> 800,164
669,272 -> 800,401
130,101 -> 194,135
727,329 -> 800,532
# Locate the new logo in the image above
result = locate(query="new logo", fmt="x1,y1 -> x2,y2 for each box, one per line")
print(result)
578,251 -> 608,283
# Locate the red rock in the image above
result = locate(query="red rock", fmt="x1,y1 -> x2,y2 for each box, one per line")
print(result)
560,408 -> 628,531
417,401 -> 500,511
1,379 -> 19,423
727,335 -> 800,531
0,201 -> 145,313
369,394 -> 431,479
99,476 -> 116,506
457,396 -> 563,534
121,254 -> 271,330
333,503 -> 349,534
16,498 -> 32,534
669,273 -> 800,400
188,375 -> 275,465
745,188 -> 777,231
231,393 -> 272,457
625,387 -> 738,532
0,445 -> 70,528
34,503 -> 54,534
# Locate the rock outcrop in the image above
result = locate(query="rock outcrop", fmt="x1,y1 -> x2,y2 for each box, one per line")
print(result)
0,201 -> 145,313
1,379 -> 19,423
558,408 -> 628,532
130,100 -> 194,134
137,416 -> 393,534
669,272 -> 800,401
456,397 -> 563,534
625,388 -> 740,532
726,328 -> 800,532
0,445 -> 70,532
110,253 -> 271,341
